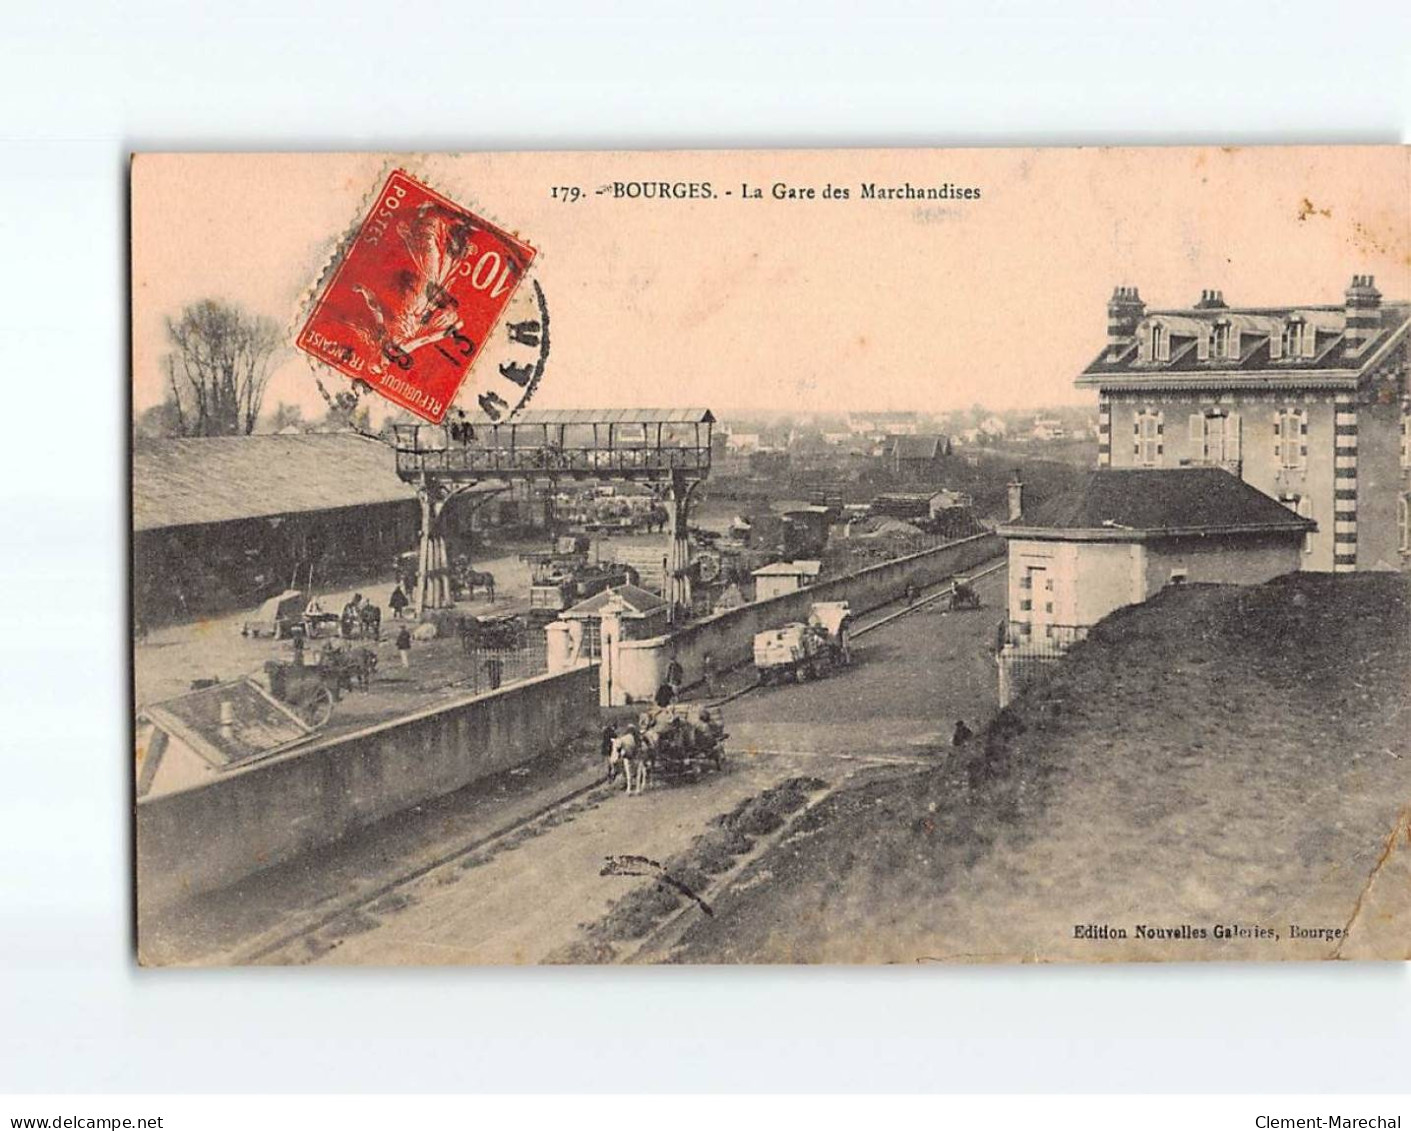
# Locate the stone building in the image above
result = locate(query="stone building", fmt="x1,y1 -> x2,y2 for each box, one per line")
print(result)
1001,467 -> 1314,642
1078,276 -> 1409,572
996,467 -> 1315,704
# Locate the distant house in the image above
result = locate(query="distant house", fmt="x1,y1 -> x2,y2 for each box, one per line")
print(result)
999,467 -> 1315,653
884,433 -> 950,475
979,415 -> 1008,437
869,490 -> 971,521
848,411 -> 920,437
725,431 -> 762,452
1031,418 -> 1067,441
752,559 -> 823,600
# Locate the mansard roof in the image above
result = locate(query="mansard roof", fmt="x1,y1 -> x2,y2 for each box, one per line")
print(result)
1078,300 -> 1409,391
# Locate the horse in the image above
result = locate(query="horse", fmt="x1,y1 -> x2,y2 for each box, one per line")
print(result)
461,569 -> 496,602
609,730 -> 654,795
358,602 -> 382,641
351,647 -> 378,691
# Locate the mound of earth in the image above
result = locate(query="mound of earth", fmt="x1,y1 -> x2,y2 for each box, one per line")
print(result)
670,573 -> 1411,964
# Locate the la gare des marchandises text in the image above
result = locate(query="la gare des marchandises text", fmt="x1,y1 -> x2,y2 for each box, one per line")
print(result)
558,181 -> 984,203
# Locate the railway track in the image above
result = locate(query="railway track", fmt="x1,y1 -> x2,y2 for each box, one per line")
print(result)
226,558 -> 1006,965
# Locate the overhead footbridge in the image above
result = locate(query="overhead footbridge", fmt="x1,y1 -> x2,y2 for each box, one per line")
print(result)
390,409 -> 714,619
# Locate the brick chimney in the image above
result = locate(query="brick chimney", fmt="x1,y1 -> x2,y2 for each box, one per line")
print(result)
1107,286 -> 1145,358
1195,289 -> 1229,310
1007,472 -> 1024,522
1344,274 -> 1382,355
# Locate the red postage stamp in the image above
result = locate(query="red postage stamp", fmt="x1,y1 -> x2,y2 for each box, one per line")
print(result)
296,170 -> 537,423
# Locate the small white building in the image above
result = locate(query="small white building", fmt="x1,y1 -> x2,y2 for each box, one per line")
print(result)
557,583 -> 669,658
996,468 -> 1314,701
752,559 -> 823,601
1001,467 -> 1315,633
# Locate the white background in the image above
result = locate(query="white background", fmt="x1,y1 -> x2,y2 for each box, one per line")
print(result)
2,0 -> 1409,1095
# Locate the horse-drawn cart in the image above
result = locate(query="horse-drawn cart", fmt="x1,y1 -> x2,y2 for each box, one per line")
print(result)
947,575 -> 983,611
241,590 -> 305,639
641,703 -> 728,781
260,644 -> 376,728
753,601 -> 853,685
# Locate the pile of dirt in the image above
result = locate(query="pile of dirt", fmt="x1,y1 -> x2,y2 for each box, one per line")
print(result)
682,827 -> 755,874
669,573 -> 1411,963
711,777 -> 827,837
542,777 -> 832,962
587,882 -> 684,942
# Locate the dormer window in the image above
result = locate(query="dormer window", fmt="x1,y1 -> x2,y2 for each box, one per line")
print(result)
1145,323 -> 1170,363
1284,317 -> 1316,359
1211,321 -> 1231,360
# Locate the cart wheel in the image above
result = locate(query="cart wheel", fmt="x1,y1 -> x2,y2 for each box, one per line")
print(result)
303,687 -> 334,728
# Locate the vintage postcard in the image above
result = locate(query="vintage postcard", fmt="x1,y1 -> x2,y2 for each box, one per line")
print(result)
131,147 -> 1410,966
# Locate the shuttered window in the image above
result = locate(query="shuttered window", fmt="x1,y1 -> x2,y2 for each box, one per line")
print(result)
1191,410 -> 1241,464
1136,411 -> 1162,466
1275,409 -> 1308,470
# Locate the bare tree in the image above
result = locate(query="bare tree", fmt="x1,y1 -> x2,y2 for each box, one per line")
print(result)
163,300 -> 283,436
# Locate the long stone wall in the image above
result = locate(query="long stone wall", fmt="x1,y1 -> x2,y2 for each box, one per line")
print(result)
136,663 -> 600,910
608,533 -> 1001,705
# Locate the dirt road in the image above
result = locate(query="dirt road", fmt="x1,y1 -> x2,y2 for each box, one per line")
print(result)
245,569 -> 1009,965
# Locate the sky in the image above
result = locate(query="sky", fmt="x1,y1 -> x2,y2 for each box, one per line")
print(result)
131,147 -> 1410,423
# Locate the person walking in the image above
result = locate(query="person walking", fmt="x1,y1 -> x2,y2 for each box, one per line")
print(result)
395,624 -> 412,670
702,651 -> 718,699
389,584 -> 409,620
600,722 -> 619,782
665,655 -> 684,700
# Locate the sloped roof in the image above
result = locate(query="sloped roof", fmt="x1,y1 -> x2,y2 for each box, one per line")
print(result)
560,583 -> 668,619
1078,300 -> 1409,389
887,434 -> 947,459
1002,468 -> 1315,541
133,433 -> 419,532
